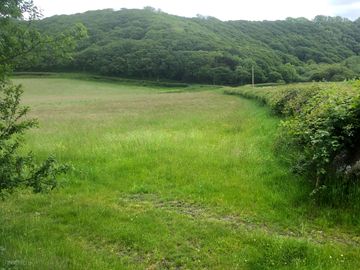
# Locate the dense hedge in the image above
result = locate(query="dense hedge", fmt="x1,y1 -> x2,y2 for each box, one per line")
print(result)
225,81 -> 360,204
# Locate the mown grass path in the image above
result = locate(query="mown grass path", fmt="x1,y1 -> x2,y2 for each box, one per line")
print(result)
1,77 -> 359,269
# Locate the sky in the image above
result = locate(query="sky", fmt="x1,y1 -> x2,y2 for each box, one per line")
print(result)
33,0 -> 360,21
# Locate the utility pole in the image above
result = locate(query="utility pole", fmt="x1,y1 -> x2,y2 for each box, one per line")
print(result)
252,66 -> 255,88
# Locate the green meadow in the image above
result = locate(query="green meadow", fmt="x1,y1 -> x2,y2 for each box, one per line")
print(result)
1,77 -> 360,269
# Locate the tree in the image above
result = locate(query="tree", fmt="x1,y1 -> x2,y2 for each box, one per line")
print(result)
210,66 -> 236,85
268,71 -> 283,82
235,66 -> 251,85
279,63 -> 299,83
0,0 -> 86,196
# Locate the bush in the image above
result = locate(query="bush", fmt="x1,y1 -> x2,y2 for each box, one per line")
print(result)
225,81 -> 360,204
0,81 -> 68,197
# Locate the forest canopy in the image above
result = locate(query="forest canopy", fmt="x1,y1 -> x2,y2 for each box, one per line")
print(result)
15,8 -> 360,85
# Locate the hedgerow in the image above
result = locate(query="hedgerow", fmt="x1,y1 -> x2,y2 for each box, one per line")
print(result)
225,81 -> 360,205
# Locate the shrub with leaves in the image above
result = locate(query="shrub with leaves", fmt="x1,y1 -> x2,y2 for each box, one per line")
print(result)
0,81 -> 68,197
225,81 -> 360,204
282,87 -> 360,200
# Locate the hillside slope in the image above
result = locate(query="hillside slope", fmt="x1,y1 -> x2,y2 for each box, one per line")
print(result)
18,8 -> 360,84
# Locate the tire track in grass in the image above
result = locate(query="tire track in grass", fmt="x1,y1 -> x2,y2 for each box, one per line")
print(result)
119,193 -> 360,247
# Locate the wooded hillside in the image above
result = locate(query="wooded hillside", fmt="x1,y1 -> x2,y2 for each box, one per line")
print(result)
17,8 -> 360,85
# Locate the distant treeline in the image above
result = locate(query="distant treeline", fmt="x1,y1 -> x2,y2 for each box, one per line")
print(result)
16,8 -> 360,85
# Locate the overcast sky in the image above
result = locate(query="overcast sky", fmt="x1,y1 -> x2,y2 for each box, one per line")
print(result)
33,0 -> 360,21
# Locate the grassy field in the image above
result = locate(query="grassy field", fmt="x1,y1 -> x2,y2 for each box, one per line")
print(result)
1,77 -> 360,269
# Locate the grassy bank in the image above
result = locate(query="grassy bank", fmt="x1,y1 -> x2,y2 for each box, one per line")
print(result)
1,77 -> 359,269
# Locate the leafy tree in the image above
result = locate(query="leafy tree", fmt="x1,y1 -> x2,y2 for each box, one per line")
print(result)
268,71 -> 283,82
308,63 -> 355,82
0,0 -> 86,196
344,56 -> 360,76
235,66 -> 251,85
280,63 -> 299,83
210,66 -> 236,85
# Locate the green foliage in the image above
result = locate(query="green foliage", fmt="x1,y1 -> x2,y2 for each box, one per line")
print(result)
307,63 -> 356,82
0,0 -> 85,196
279,63 -> 300,83
15,9 -> 360,85
0,1 -> 87,73
0,81 -> 68,196
344,56 -> 360,75
0,0 -> 40,19
226,81 -> 360,204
